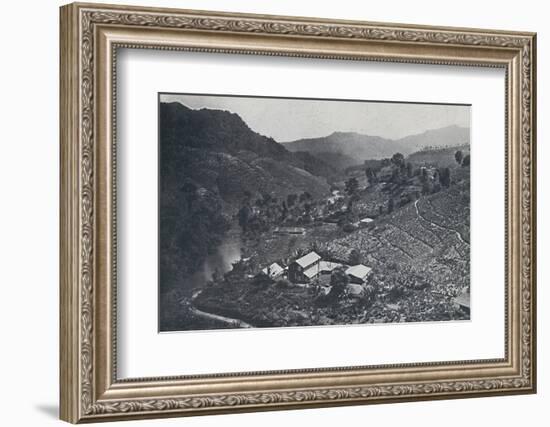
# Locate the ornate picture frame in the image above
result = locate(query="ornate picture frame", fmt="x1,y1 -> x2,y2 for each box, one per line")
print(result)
60,2 -> 536,423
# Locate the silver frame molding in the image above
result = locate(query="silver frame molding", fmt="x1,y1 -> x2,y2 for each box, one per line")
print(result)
60,2 -> 536,423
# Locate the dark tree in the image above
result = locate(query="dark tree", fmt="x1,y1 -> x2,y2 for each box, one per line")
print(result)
262,192 -> 273,204
211,268 -> 223,284
180,180 -> 199,206
342,222 -> 356,232
253,271 -> 273,288
461,154 -> 471,167
345,177 -> 359,196
422,182 -> 431,195
365,167 -> 372,179
275,278 -> 291,289
287,193 -> 297,207
365,168 -> 372,183
391,153 -> 405,167
391,167 -> 400,183
420,168 -> 428,183
455,150 -> 464,165
328,267 -> 349,300
388,198 -> 394,214
439,167 -> 451,188
406,162 -> 413,178
299,191 -> 312,203
365,167 -> 377,184
348,249 -> 362,265
388,285 -> 405,302
238,205 -> 251,232
347,194 -> 359,213
281,201 -> 288,221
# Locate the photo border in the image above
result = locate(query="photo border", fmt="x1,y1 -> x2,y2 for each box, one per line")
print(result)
155,90 -> 473,334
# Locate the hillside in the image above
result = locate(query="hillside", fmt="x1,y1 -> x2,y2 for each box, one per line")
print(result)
160,102 -> 334,205
324,177 -> 470,289
159,102 -> 332,289
190,167 -> 470,328
283,126 -> 470,169
184,154 -> 470,327
291,151 -> 341,183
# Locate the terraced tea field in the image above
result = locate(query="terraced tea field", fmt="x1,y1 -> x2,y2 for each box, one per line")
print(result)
328,177 -> 470,299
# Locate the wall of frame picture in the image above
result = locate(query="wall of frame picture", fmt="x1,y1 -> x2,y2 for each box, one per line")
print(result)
59,2 -> 536,423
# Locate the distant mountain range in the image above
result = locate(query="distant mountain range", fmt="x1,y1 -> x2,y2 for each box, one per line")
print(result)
160,103 -> 470,203
283,125 -> 470,169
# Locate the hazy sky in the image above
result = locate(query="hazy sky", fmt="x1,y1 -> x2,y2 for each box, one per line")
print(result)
160,93 -> 470,142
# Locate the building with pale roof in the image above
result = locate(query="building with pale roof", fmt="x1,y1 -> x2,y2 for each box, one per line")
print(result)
261,262 -> 285,280
453,291 -> 470,315
345,264 -> 372,284
288,251 -> 321,283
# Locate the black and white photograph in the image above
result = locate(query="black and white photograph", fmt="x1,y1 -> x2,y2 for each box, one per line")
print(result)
159,93 -> 471,332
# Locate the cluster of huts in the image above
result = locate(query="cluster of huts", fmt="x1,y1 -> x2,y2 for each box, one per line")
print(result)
261,251 -> 372,297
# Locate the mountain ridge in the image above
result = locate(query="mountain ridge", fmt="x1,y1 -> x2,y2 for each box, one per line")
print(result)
159,101 -> 334,289
283,125 -> 470,169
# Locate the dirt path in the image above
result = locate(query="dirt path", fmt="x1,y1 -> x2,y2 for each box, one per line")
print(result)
188,306 -> 254,328
186,291 -> 254,328
414,199 -> 469,246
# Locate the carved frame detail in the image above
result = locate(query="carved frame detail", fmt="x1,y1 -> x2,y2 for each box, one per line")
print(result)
60,2 -> 536,423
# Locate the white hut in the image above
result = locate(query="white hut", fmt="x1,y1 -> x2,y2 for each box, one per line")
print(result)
345,264 -> 372,284
262,262 -> 285,280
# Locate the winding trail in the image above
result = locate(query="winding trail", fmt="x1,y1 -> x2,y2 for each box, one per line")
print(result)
414,199 -> 469,246
189,306 -> 254,328
185,290 -> 254,328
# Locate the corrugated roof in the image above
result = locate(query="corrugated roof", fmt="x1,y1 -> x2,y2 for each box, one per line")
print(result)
262,263 -> 284,279
295,251 -> 321,268
454,291 -> 470,308
345,264 -> 372,280
303,264 -> 321,279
